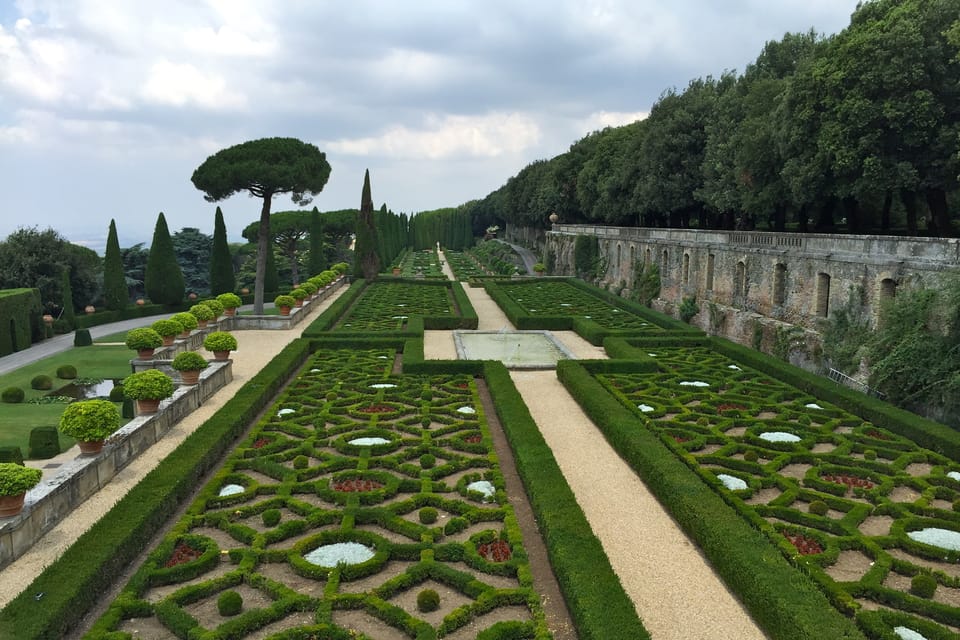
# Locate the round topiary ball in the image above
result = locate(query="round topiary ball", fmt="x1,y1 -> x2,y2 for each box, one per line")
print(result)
217,590 -> 243,616
293,455 -> 309,469
743,450 -> 759,463
416,588 -> 440,613
910,573 -> 937,599
808,500 -> 830,516
31,375 -> 53,391
109,383 -> 126,402
421,417 -> 431,428
863,449 -> 877,461
419,453 -> 436,469
262,509 -> 281,527
419,507 -> 438,525
56,364 -> 77,379
2,387 -> 25,403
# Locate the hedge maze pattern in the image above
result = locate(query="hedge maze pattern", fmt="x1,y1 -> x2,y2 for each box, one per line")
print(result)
335,282 -> 455,332
496,280 -> 662,331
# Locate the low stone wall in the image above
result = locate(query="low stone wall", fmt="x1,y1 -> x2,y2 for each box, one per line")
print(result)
0,360 -> 232,570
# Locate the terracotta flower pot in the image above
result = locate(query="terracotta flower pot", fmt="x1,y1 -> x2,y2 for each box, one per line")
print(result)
213,351 -> 230,361
137,398 -> 161,415
179,370 -> 201,385
0,493 -> 26,518
137,348 -> 155,360
78,440 -> 105,456
279,306 -> 291,316
224,308 -> 237,317
162,335 -> 176,347
180,330 -> 191,338
197,320 -> 208,329
295,299 -> 304,308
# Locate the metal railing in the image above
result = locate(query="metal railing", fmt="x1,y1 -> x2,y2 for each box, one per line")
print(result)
825,367 -> 887,400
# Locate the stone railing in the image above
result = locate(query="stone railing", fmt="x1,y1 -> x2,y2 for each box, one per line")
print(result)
0,361 -> 232,570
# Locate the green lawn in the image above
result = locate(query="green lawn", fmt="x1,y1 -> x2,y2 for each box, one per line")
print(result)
0,345 -> 133,457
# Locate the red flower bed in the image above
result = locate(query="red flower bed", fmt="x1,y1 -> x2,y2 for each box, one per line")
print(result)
865,429 -> 890,441
165,542 -> 202,567
784,532 -> 823,555
252,438 -> 270,449
332,478 -> 383,492
359,404 -> 394,414
464,434 -> 482,444
717,403 -> 747,412
478,540 -> 512,562
821,473 -> 874,490
672,434 -> 689,443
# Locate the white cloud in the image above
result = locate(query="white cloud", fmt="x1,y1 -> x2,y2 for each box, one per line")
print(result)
580,110 -> 649,133
327,112 -> 541,159
140,59 -> 247,109
182,24 -> 275,57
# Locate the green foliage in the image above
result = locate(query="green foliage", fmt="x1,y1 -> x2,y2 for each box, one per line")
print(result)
631,262 -> 661,307
0,289 -> 41,356
261,509 -> 282,527
151,319 -> 182,338
2,387 -> 24,403
171,351 -> 208,372
678,296 -> 699,323
216,292 -> 242,309
354,169 -> 381,279
216,590 -> 243,617
274,294 -> 295,309
292,455 -> 309,469
171,312 -> 198,332
819,286 -> 870,374
209,207 -> 235,296
308,206 -> 325,276
60,266 -> 75,329
73,329 -> 92,347
416,588 -> 440,613
125,328 -> 163,350
58,399 -> 121,441
289,288 -> 307,301
0,462 -> 42,496
55,365 -> 77,379
203,299 -> 224,317
419,453 -> 436,469
28,426 -> 59,459
30,375 -> 52,390
122,369 -> 174,401
910,573 -> 938,599
145,213 -> 186,306
808,500 -> 829,516
102,219 -> 127,311
188,303 -> 214,321
203,331 -> 238,353
532,262 -> 546,273
0,446 -> 23,465
418,507 -> 438,524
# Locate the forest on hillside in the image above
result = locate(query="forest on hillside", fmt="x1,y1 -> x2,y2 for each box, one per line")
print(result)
462,0 -> 960,238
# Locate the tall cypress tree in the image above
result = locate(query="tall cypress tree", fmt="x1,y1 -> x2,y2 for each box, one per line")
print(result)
209,207 -> 235,295
308,206 -> 325,276
103,219 -> 128,310
354,169 -> 380,279
60,266 -> 76,328
145,212 -> 185,305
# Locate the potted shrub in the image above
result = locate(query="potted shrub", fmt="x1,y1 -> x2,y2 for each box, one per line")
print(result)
189,303 -> 215,328
0,463 -> 42,517
290,288 -> 308,307
533,262 -> 546,276
125,327 -> 163,360
151,318 -> 183,347
301,281 -> 318,298
216,292 -> 243,316
171,351 -> 209,385
203,298 -> 224,321
204,331 -> 238,360
274,294 -> 295,316
172,312 -> 199,337
391,265 -> 402,276
123,369 -> 175,415
58,398 -> 122,455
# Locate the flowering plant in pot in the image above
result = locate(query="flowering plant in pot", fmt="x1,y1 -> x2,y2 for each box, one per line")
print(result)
216,292 -> 243,316
171,351 -> 209,385
58,398 -> 122,455
274,294 -> 295,316
189,303 -> 215,327
0,463 -> 42,517
123,369 -> 175,415
172,312 -> 199,337
203,331 -> 238,360
151,319 -> 183,346
125,328 -> 163,359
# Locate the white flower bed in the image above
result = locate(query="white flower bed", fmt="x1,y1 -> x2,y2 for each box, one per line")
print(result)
948,471 -> 960,482
369,383 -> 397,389
637,404 -> 655,413
467,480 -> 496,499
717,474 -> 748,490
804,403 -> 823,410
727,365 -> 741,371
907,527 -> 960,551
759,432 -> 801,443
377,356 -> 388,359
277,408 -> 296,416
680,381 -> 710,387
348,437 -> 391,446
457,406 -> 476,415
304,542 -> 374,567
894,627 -> 928,640
218,484 -> 245,497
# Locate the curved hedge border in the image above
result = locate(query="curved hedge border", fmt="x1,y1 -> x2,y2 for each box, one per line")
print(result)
0,338 -> 313,639
556,358 -> 867,640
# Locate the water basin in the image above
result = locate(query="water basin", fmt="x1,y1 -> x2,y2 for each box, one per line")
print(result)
453,330 -> 576,369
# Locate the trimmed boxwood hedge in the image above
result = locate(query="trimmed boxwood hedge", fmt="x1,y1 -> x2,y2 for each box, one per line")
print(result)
0,338 -> 312,639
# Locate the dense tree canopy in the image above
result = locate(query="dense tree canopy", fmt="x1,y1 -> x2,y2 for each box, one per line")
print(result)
192,137 -> 331,313
144,212 -> 185,306
462,0 -> 960,238
171,227 -> 213,295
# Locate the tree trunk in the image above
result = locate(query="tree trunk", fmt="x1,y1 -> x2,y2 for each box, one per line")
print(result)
814,198 -> 835,232
880,191 -> 892,233
926,188 -> 951,238
797,204 -> 809,233
772,203 -> 786,232
901,189 -> 918,236
254,192 -> 274,315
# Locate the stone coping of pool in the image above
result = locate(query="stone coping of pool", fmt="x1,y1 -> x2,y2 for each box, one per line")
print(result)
452,330 -> 578,369
0,359 -> 233,571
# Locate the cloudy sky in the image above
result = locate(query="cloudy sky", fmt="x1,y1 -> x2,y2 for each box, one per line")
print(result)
0,1 -> 860,254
